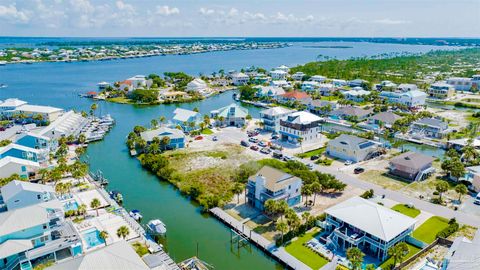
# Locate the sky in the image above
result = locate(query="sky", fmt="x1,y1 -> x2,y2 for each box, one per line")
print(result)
0,0 -> 479,37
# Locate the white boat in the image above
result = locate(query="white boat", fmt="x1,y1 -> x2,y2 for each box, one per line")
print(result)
129,209 -> 143,221
147,219 -> 167,235
0,61 -> 6,66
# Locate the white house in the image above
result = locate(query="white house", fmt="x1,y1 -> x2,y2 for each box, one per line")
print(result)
0,98 -> 27,113
37,111 -> 88,140
279,111 -> 322,145
310,75 -> 326,83
331,79 -> 348,87
260,107 -> 295,133
301,81 -> 319,92
343,89 -> 371,102
270,70 -> 288,81
428,82 -> 455,99
326,134 -> 382,162
172,108 -> 202,131
291,72 -> 305,81
0,157 -> 41,180
397,84 -> 418,92
318,83 -> 336,96
231,73 -> 249,86
0,180 -> 56,210
447,77 -> 473,91
186,78 -> 208,94
379,90 -> 426,108
14,104 -> 64,122
255,86 -> 285,98
275,65 -> 290,73
270,80 -> 291,88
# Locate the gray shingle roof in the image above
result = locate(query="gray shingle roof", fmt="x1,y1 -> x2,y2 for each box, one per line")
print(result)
389,152 -> 434,170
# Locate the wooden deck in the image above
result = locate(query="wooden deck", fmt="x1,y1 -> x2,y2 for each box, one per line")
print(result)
210,207 -> 311,270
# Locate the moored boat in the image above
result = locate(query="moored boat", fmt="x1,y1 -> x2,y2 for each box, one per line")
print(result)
146,219 -> 167,235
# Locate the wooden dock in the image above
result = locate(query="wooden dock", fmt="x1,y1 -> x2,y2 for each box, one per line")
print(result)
210,207 -> 311,270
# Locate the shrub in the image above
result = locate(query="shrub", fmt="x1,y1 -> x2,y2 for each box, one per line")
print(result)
436,218 -> 459,238
360,189 -> 375,199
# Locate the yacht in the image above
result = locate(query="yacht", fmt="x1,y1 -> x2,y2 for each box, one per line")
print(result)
146,219 -> 167,235
129,209 -> 143,221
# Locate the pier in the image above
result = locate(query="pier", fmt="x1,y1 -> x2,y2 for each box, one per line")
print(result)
210,207 -> 311,270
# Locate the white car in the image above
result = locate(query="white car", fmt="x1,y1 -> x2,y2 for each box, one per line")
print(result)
344,160 -> 353,165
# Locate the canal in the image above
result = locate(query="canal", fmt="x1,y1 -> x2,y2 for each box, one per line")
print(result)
0,41 -> 455,269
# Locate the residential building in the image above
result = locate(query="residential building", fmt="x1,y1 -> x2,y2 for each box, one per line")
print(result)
255,86 -> 285,98
343,89 -> 371,102
367,111 -> 402,129
126,75 -> 152,89
464,166 -> 480,192
310,75 -> 326,83
348,79 -> 368,87
301,81 -> 319,92
443,230 -> 480,270
275,65 -> 290,73
411,117 -> 450,139
332,79 -> 347,87
252,74 -> 270,84
246,166 -> 302,210
270,70 -> 288,80
9,104 -> 64,123
277,91 -> 311,104
97,81 -> 110,91
446,77 -> 473,91
318,83 -> 335,96
15,132 -> 54,151
0,181 -> 56,210
326,134 -> 381,162
375,80 -> 397,91
291,72 -> 305,81
0,98 -> 27,113
428,82 -> 455,99
279,111 -> 322,145
270,80 -> 291,88
37,111 -> 88,140
323,197 -> 416,261
231,73 -> 249,86
379,90 -> 426,108
140,127 -> 186,149
397,84 -> 418,92
330,106 -> 373,121
0,157 -> 41,180
0,143 -> 47,163
389,152 -> 435,181
159,91 -> 188,102
172,108 -> 202,132
307,100 -> 337,116
186,78 -> 208,94
210,103 -> 248,127
260,107 -> 295,133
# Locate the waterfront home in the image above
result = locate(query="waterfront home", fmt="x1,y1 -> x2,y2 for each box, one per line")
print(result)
11,104 -> 64,122
210,103 -> 248,127
330,106 -> 373,121
140,127 -> 186,149
348,79 -> 368,88
310,75 -> 327,83
279,111 -> 322,145
379,90 -> 427,108
0,98 -> 27,113
446,77 -> 473,91
0,157 -> 41,180
260,107 -> 295,133
326,134 -> 382,162
443,230 -> 480,270
389,152 -> 435,181
0,201 -> 82,270
160,91 -> 188,102
231,72 -> 249,86
367,111 -> 402,129
37,111 -> 88,140
323,196 -> 416,261
291,72 -> 305,81
48,240 -> 149,270
255,86 -> 285,98
97,81 -> 110,91
447,137 -> 480,151
270,70 -> 288,80
343,89 -> 371,102
277,91 -> 311,104
15,132 -> 54,150
246,166 -> 302,210
318,83 -> 335,96
0,181 -> 56,211
270,80 -> 291,89
124,75 -> 152,90
472,75 -> 480,90
301,81 -> 319,92
275,65 -> 290,73
411,117 -> 450,139
307,100 -> 337,116
252,74 -> 270,84
375,80 -> 397,91
397,83 -> 418,92
0,143 -> 47,163
428,82 -> 455,99
186,78 -> 208,94
463,166 -> 480,192
172,108 -> 202,131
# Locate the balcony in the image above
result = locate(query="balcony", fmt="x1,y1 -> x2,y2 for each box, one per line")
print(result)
333,226 -> 365,245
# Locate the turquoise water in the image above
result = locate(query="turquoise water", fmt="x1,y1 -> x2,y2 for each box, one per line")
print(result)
63,201 -> 79,211
82,228 -> 105,249
0,41 -> 457,269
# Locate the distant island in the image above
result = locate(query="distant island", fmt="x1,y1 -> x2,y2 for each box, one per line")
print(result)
303,45 -> 353,49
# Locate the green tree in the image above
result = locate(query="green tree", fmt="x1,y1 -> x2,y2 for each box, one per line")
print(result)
388,242 -> 409,267
455,184 -> 468,203
90,198 -> 101,217
90,103 -> 98,116
151,119 -> 158,128
116,225 -> 130,239
346,247 -> 365,270
301,211 -> 311,224
99,231 -> 109,246
276,221 -> 288,245
232,183 -> 244,204
301,185 -> 313,206
310,181 -> 322,206
435,180 -> 449,202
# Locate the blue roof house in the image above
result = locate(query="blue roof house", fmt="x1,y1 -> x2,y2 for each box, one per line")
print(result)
15,132 -> 56,151
0,144 -> 47,163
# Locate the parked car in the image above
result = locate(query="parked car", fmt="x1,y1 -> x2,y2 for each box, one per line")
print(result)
307,163 -> 314,170
283,155 -> 293,161
212,136 -> 218,141
271,134 -> 280,140
195,136 -> 203,140
258,141 -> 267,147
247,131 -> 259,137
272,151 -> 283,159
475,193 -> 480,205
310,155 -> 320,161
260,147 -> 271,154
344,160 -> 353,165
354,167 -> 365,174
240,140 -> 250,147
0,127 -> 5,131
250,145 -> 259,151
248,137 -> 259,143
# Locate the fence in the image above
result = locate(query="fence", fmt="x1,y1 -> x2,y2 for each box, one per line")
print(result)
393,238 -> 453,270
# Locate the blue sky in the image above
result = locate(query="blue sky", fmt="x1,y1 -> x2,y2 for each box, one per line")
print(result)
0,0 -> 479,37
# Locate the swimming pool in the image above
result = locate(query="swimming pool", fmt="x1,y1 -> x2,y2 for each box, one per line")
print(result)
63,201 -> 79,211
82,228 -> 105,249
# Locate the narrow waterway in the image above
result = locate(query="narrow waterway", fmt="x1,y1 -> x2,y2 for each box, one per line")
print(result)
0,41 -> 456,269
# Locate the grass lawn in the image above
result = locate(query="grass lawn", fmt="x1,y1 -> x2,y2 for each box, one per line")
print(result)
296,147 -> 326,158
391,204 -> 421,218
201,128 -> 214,135
358,170 -> 408,191
379,243 -> 421,270
284,228 -> 329,269
106,97 -> 134,104
412,216 -> 450,244
131,242 -> 149,257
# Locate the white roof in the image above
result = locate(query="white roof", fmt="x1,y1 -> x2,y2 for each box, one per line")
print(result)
38,110 -> 86,137
284,111 -> 322,124
16,132 -> 51,141
0,203 -> 52,236
271,70 -> 287,75
0,98 -> 27,108
16,104 -> 63,114
0,156 -> 41,169
402,90 -> 427,98
1,180 -> 54,203
232,72 -> 248,78
0,239 -> 34,258
325,197 -> 417,242
261,106 -> 294,117
140,127 -> 185,142
187,78 -> 207,90
173,108 -> 200,122
47,241 -> 149,270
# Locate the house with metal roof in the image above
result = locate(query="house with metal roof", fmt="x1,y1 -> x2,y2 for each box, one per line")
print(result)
210,103 -> 248,127
37,110 -> 88,140
322,196 -> 417,261
389,152 -> 435,181
0,98 -> 28,113
326,134 -> 382,163
1,180 -> 56,211
14,104 -> 64,122
279,111 -> 322,145
255,86 -> 285,98
246,166 -> 302,210
140,127 -> 185,149
443,230 -> 480,270
307,100 -> 337,116
411,117 -> 450,139
172,108 -> 202,132
260,107 -> 295,133
0,157 -> 41,180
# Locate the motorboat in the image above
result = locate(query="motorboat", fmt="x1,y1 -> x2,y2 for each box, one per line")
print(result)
146,219 -> 167,235
129,209 -> 143,221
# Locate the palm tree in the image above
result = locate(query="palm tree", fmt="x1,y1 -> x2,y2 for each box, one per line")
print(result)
160,136 -> 171,150
78,134 -> 86,144
99,231 -> 109,246
276,221 -> 288,245
90,198 -> 101,217
90,103 -> 98,117
301,185 -> 313,206
455,184 -> 468,203
232,183 -> 244,204
38,168 -> 50,184
346,247 -> 365,270
117,225 -> 130,239
264,199 -> 278,219
78,204 -> 87,218
151,119 -> 158,129
310,182 -> 322,206
55,183 -> 65,195
388,242 -> 409,267
159,116 -> 166,124
301,212 -> 311,224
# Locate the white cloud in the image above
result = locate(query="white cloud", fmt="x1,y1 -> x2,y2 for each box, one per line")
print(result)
115,1 -> 135,13
372,19 -> 411,25
0,4 -> 30,23
69,0 -> 94,14
155,5 -> 180,16
199,7 -> 215,16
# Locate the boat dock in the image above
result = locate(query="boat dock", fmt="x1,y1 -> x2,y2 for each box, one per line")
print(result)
209,207 -> 311,270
